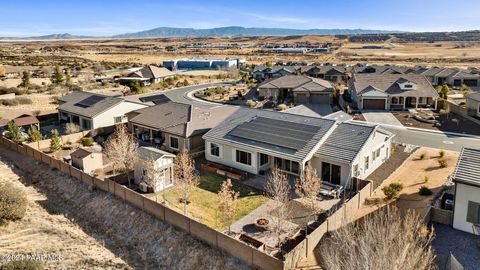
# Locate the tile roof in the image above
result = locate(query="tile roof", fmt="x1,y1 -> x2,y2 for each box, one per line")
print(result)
203,108 -> 336,162
452,147 -> 480,187
58,91 -> 124,118
351,74 -> 439,98
129,102 -> 238,137
258,75 -> 333,93
315,122 -> 376,164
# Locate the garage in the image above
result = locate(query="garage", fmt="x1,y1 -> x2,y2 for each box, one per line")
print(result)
310,93 -> 331,104
362,98 -> 386,110
463,79 -> 478,87
295,93 -> 308,104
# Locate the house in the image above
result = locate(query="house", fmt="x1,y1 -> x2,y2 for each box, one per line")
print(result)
349,74 -> 439,110
134,146 -> 175,193
257,75 -> 333,105
117,65 -> 175,86
452,147 -> 480,234
127,102 -> 238,154
71,148 -> 103,174
420,68 -> 480,87
252,66 -> 296,80
58,91 -> 148,131
203,109 -> 394,188
302,66 -> 348,82
0,113 -> 39,131
466,93 -> 480,118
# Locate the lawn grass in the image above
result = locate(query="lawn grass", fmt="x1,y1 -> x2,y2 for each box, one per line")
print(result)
163,172 -> 268,230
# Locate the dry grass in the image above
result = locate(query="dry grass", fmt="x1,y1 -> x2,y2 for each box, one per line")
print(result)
0,146 -> 248,270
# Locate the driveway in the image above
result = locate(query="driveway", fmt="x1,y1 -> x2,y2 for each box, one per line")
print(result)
284,104 -> 333,118
362,111 -> 403,126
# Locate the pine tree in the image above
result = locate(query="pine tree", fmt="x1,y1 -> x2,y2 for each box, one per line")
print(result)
6,121 -> 22,142
49,129 -> 62,152
27,126 -> 42,142
51,66 -> 64,85
18,71 -> 30,88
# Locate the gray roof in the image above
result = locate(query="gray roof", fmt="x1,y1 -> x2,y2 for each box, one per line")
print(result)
58,91 -> 124,118
452,147 -> 480,187
468,92 -> 480,102
351,74 -> 439,98
203,108 -> 336,162
129,102 -> 238,137
138,146 -> 175,161
258,75 -> 333,93
322,111 -> 354,122
129,65 -> 175,79
315,122 -> 376,164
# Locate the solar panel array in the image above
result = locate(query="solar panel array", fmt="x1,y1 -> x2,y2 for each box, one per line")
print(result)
139,94 -> 170,105
228,117 -> 320,151
74,95 -> 106,108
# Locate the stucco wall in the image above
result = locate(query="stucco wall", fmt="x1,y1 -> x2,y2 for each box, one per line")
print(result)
205,140 -> 259,174
453,183 -> 480,234
92,101 -> 147,129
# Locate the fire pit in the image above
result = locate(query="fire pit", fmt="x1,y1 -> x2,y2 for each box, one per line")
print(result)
254,217 -> 270,231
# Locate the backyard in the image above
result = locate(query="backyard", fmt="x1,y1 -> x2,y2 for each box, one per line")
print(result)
150,172 -> 268,230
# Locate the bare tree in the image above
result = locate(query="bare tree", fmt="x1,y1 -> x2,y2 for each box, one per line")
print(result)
218,179 -> 239,232
65,123 -> 80,134
320,206 -> 436,270
266,166 -> 291,248
104,125 -> 138,185
173,152 -> 200,215
295,163 -> 322,234
142,157 -> 167,202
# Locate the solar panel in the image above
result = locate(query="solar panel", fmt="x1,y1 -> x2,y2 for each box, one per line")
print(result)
139,94 -> 170,104
228,117 -> 320,151
74,95 -> 106,108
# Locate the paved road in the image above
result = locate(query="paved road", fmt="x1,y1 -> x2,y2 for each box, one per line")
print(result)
163,82 -> 230,107
165,84 -> 480,152
382,125 -> 480,152
363,111 -> 403,126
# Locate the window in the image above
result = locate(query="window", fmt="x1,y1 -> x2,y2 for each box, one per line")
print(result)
170,136 -> 179,150
210,143 -> 220,157
235,150 -> 251,166
418,97 -> 425,104
372,151 -> 377,161
376,148 -> 381,158
404,84 -> 413,89
391,97 -> 399,104
353,164 -> 359,177
365,156 -> 370,170
114,116 -> 124,124
259,153 -> 269,166
322,162 -> 341,185
467,201 -> 480,224
184,139 -> 190,151
81,119 -> 91,130
273,157 -> 299,174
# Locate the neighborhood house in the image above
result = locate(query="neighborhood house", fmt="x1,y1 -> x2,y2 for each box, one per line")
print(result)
452,147 -> 480,234
466,93 -> 480,118
117,65 -> 175,86
257,75 -> 334,105
58,91 -> 147,130
203,109 -> 394,188
349,74 -> 439,110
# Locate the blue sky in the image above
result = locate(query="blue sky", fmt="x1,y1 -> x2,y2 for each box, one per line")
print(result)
2,0 -> 480,36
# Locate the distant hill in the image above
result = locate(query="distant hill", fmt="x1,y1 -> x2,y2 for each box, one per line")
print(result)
0,27 -> 399,40
112,26 -> 399,38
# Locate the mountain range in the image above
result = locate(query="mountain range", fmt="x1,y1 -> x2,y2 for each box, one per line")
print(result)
0,26 -> 400,40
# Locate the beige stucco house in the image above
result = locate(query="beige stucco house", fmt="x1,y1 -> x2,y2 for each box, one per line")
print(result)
71,148 -> 103,174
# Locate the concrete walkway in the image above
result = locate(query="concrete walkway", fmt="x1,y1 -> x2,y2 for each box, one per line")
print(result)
362,111 -> 403,126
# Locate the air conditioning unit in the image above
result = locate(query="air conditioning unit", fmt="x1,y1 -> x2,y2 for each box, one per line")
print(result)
139,182 -> 148,193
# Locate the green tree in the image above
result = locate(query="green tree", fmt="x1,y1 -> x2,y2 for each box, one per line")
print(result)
27,126 -> 42,142
438,84 -> 451,100
265,61 -> 273,67
18,71 -> 30,88
65,69 -> 72,85
51,65 -> 64,85
5,121 -> 22,142
127,80 -> 144,94
49,129 -> 62,152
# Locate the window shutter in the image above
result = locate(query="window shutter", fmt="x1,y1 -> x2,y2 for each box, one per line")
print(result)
466,201 -> 479,224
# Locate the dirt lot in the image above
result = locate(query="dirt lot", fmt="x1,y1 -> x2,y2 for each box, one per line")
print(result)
0,145 -> 247,270
355,147 -> 459,220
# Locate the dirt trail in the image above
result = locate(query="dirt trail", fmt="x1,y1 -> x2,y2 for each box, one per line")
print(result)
0,145 -> 247,270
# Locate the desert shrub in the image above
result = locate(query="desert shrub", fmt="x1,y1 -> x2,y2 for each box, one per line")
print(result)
419,186 -> 433,196
439,149 -> 445,158
0,99 -> 19,106
276,104 -> 288,111
0,183 -> 28,224
15,97 -> 33,105
246,99 -> 256,108
81,137 -> 94,146
423,176 -> 429,183
65,123 -> 80,134
382,182 -> 404,200
438,159 -> 447,168
418,152 -> 427,160
0,260 -> 43,270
